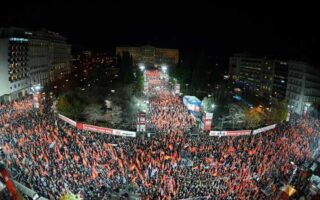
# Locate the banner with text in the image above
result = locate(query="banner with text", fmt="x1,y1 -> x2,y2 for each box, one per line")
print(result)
252,124 -> 277,135
209,130 -> 251,137
112,129 -> 136,137
79,123 -> 113,134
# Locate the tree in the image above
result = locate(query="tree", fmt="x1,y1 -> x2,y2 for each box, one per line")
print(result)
191,51 -> 207,93
118,51 -> 134,84
245,107 -> 265,129
169,61 -> 190,87
84,104 -> 103,125
270,99 -> 288,123
201,97 -> 215,113
59,193 -> 82,200
56,92 -> 84,119
136,68 -> 144,94
56,95 -> 73,116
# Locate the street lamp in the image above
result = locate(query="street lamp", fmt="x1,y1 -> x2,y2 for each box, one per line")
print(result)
161,65 -> 167,73
139,65 -> 145,71
211,104 -> 215,109
31,84 -> 42,93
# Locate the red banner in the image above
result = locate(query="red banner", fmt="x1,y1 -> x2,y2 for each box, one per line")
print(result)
203,120 -> 212,131
58,113 -> 136,137
224,130 -> 251,136
77,122 -> 136,137
82,124 -> 113,134
0,166 -> 19,200
209,130 -> 251,137
76,122 -> 84,130
145,70 -> 160,79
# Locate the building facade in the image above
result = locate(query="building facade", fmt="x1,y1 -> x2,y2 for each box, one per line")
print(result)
0,27 -> 71,101
229,54 -> 320,115
229,54 -> 274,99
0,28 -> 30,101
286,61 -> 320,115
116,45 -> 179,68
272,61 -> 289,100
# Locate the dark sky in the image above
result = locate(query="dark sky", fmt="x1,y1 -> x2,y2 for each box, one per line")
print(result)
1,1 -> 319,59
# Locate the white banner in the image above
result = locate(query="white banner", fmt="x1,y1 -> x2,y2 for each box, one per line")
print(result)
252,124 -> 277,135
112,129 -> 136,137
58,114 -> 77,127
209,131 -> 225,137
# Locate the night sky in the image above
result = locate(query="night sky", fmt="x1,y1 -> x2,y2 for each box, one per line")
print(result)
1,1 -> 319,61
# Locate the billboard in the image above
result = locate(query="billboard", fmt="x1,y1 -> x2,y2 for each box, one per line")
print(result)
202,112 -> 213,131
137,112 -> 146,132
183,96 -> 201,112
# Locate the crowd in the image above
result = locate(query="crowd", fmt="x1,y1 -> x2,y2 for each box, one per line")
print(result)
150,91 -> 196,133
0,82 -> 319,200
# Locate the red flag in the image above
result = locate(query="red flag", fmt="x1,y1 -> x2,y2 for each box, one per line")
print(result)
92,166 -> 98,179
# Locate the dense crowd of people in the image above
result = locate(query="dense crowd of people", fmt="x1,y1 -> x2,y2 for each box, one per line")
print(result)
0,72 -> 319,199
150,91 -> 196,133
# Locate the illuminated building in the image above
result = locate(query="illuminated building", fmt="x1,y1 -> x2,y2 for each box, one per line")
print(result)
0,27 -> 71,101
272,61 -> 289,100
229,54 -> 320,115
116,45 -> 179,68
229,54 -> 274,99
286,61 -> 320,115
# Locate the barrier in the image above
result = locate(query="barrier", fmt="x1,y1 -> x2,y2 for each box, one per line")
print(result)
209,130 -> 251,137
209,124 -> 277,137
13,180 -> 40,200
77,123 -> 113,134
224,130 -> 251,136
58,113 -> 136,137
252,124 -> 277,135
58,114 -> 77,127
112,129 -> 136,137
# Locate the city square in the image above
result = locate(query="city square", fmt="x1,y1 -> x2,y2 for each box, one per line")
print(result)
1,2 -> 320,200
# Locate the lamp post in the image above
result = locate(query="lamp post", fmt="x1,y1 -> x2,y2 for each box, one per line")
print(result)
220,117 -> 224,131
161,65 -> 167,73
211,104 -> 215,109
139,65 -> 145,71
185,83 -> 189,93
